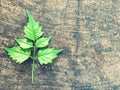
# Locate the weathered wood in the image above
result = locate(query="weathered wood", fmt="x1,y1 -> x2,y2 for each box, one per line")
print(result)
0,0 -> 120,90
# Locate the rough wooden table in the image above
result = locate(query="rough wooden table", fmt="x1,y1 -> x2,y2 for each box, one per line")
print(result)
0,0 -> 120,90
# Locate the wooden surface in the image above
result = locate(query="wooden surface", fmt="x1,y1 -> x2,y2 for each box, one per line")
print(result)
0,0 -> 120,90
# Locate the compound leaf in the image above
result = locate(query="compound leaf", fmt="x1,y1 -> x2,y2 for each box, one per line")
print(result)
4,9 -> 63,84
24,10 -> 43,41
15,38 -> 33,49
35,36 -> 51,48
4,47 -> 30,64
38,48 -> 62,65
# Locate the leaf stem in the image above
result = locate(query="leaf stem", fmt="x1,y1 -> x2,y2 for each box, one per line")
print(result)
32,41 -> 36,84
32,58 -> 35,84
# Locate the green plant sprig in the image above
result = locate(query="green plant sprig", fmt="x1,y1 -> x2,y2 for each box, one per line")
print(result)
4,10 -> 62,84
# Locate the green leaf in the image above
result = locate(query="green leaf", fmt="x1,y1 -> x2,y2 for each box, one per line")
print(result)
24,10 -> 43,41
15,38 -> 33,49
4,9 -> 63,84
35,36 -> 51,48
4,47 -> 30,64
38,48 -> 62,65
